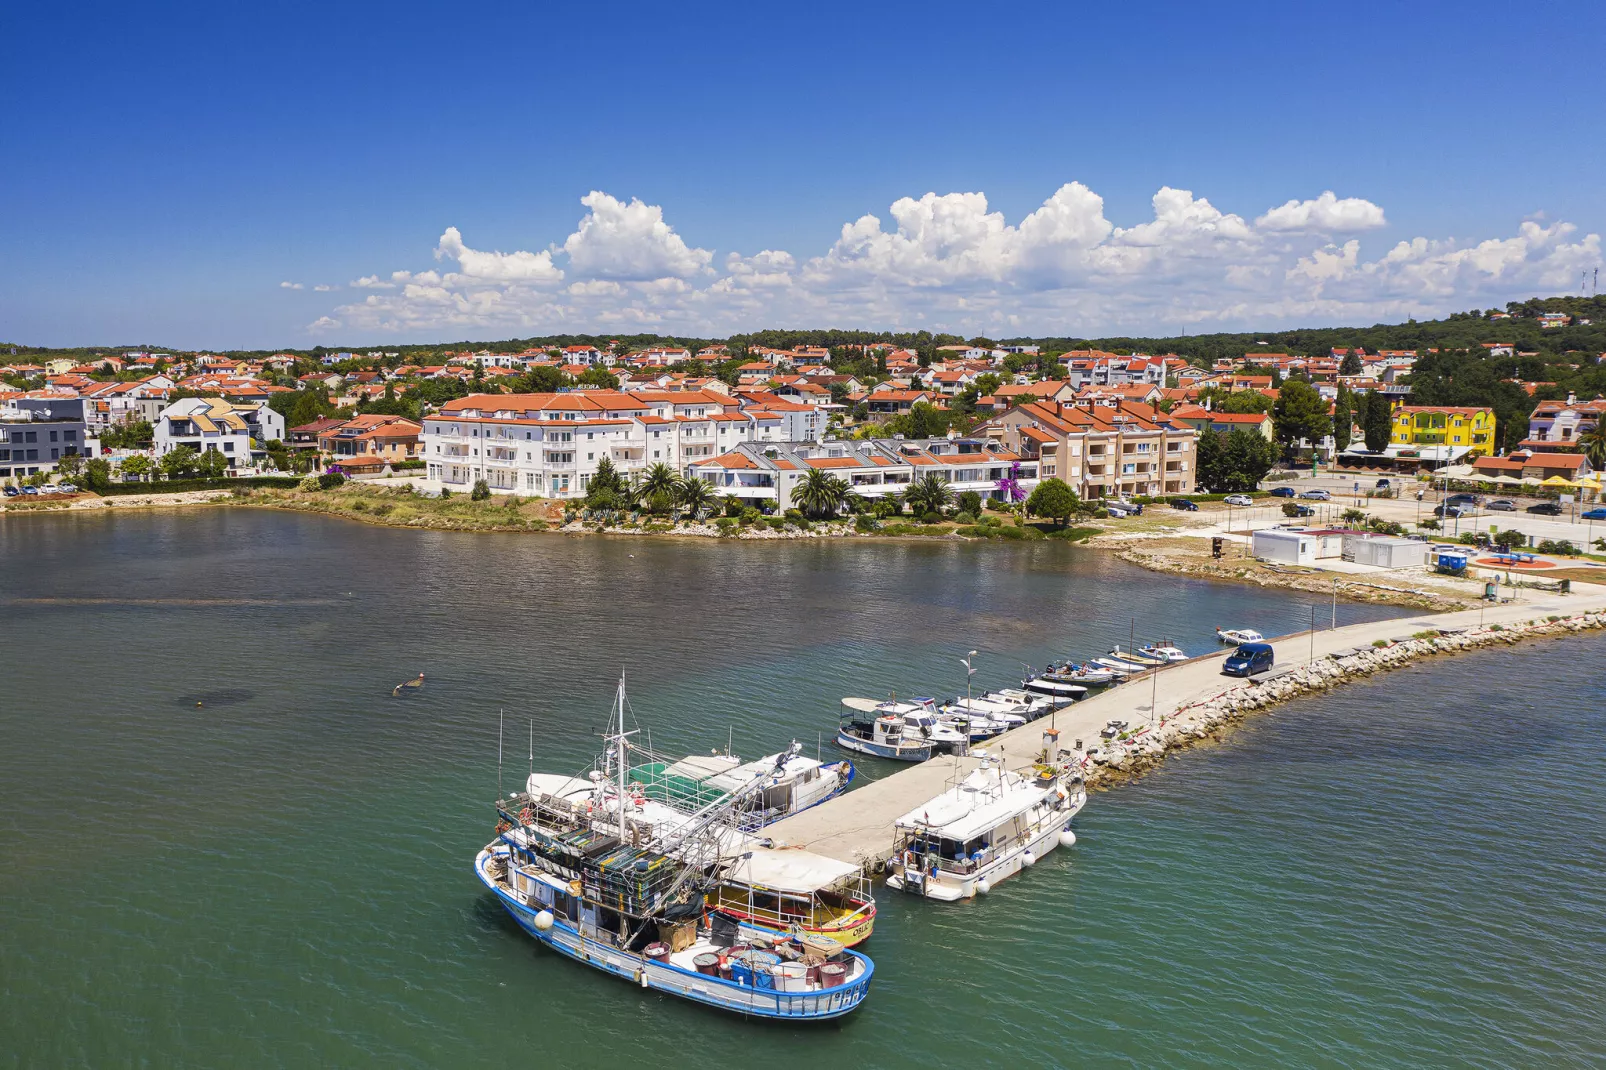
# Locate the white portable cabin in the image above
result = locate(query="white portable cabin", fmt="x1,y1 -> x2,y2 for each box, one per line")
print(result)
1252,528 -> 1317,565
1343,534 -> 1427,569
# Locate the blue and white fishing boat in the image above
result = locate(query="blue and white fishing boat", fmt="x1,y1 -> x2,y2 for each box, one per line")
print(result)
478,677 -> 875,1020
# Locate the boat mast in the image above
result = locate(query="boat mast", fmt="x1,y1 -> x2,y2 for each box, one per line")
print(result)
613,672 -> 630,841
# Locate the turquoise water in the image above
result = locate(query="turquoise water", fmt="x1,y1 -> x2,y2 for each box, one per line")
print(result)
2,510 -> 1601,1067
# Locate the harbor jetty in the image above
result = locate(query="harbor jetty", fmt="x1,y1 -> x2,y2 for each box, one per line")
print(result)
767,585 -> 1606,871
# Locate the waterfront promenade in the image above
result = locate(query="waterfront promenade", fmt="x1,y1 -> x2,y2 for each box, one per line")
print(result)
767,582 -> 1606,867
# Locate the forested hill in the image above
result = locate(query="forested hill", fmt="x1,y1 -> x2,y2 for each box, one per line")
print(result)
5,295 -> 1605,366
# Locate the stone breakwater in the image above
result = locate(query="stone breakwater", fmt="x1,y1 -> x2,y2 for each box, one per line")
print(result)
1084,609 -> 1606,788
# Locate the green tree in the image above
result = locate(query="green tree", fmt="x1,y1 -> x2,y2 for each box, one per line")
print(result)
1331,386 -> 1354,452
793,467 -> 850,519
906,402 -> 949,438
675,475 -> 717,519
1271,378 -> 1331,458
587,456 -> 626,505
197,447 -> 228,478
638,462 -> 679,500
471,478 -> 491,501
520,365 -> 567,393
1577,423 -> 1606,470
83,457 -> 113,490
1196,387 -> 1274,415
1339,351 -> 1364,376
957,490 -> 984,516
903,472 -> 954,515
55,453 -> 86,480
1196,429 -> 1278,492
1025,477 -> 1080,526
1363,391 -> 1393,452
118,455 -> 152,482
159,445 -> 199,480
576,367 -> 620,389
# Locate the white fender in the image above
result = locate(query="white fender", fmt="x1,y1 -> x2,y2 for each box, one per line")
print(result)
975,879 -> 991,895
1059,829 -> 1078,848
533,910 -> 555,931
1022,851 -> 1036,867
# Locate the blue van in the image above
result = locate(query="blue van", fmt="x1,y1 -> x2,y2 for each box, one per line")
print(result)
1222,642 -> 1274,677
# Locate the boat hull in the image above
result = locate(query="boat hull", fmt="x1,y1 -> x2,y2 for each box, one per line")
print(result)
835,729 -> 933,762
476,849 -> 873,1020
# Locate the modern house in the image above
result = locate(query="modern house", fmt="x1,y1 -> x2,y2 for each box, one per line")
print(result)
154,397 -> 285,467
977,400 -> 1197,499
315,414 -> 423,473
1,394 -> 95,481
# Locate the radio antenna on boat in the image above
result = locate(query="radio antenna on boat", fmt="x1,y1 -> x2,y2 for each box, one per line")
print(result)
528,718 -> 533,780
497,708 -> 504,799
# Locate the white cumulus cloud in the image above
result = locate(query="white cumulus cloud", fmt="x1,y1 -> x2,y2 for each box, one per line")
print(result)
279,281 -> 303,290
314,184 -> 1601,338
1258,191 -> 1387,232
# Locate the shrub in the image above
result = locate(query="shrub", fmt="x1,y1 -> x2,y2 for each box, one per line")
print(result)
320,472 -> 347,491
953,510 -> 977,525
715,517 -> 738,536
957,490 -> 983,516
1281,502 -> 1302,518
1490,624 -> 1505,632
723,496 -> 744,518
739,507 -> 762,526
1537,539 -> 1578,556
921,510 -> 944,525
1493,529 -> 1526,551
298,474 -> 322,491
1372,639 -> 1390,648
766,517 -> 786,531
854,515 -> 879,533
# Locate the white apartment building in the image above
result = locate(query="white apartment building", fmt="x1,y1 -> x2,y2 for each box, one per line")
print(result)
420,389 -> 818,498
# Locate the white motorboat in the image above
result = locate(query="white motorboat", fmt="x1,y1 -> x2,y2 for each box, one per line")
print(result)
1137,641 -> 1188,663
982,688 -> 1058,718
936,709 -> 1008,742
944,695 -> 1031,727
1043,663 -> 1118,685
1093,656 -> 1151,673
838,698 -> 968,758
1216,627 -> 1265,645
1108,645 -> 1165,666
885,757 -> 1087,902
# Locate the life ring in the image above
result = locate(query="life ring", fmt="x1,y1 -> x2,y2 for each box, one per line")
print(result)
518,807 -> 533,825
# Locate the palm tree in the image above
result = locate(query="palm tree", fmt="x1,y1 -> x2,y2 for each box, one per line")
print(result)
903,472 -> 954,516
637,462 -> 680,516
675,475 -> 717,519
794,467 -> 850,519
1578,423 -> 1606,471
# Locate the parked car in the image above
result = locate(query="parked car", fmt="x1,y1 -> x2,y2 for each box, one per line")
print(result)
1269,487 -> 1296,498
1290,503 -> 1316,517
1223,494 -> 1253,506
1486,499 -> 1517,512
1105,504 -> 1131,518
1446,493 -> 1481,507
1526,501 -> 1562,515
1222,642 -> 1275,677
1434,504 -> 1469,518
57,483 -> 77,493
1300,488 -> 1331,500
21,486 -> 40,495
1375,478 -> 1391,489
2,486 -> 18,497
1170,498 -> 1199,511
1582,507 -> 1606,520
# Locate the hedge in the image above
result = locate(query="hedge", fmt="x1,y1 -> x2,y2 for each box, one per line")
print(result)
96,476 -> 303,495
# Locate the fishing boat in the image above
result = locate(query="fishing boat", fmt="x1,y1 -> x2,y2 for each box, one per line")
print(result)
885,741 -> 1087,902
1041,661 -> 1120,685
1108,645 -> 1166,666
935,709 -> 1009,742
478,677 -> 874,1019
1021,675 -> 1090,701
709,850 -> 877,948
837,698 -> 967,760
627,747 -> 854,832
940,696 -> 1029,729
1216,627 -> 1264,645
1136,641 -> 1188,663
1093,656 -> 1151,673
984,687 -> 1061,716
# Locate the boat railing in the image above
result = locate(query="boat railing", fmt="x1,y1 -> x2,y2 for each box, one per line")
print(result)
650,954 -> 874,1018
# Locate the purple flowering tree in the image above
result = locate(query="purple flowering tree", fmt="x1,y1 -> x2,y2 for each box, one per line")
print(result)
995,460 -> 1027,504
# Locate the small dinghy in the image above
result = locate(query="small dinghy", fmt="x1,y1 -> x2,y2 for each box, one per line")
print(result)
1216,627 -> 1264,645
392,673 -> 425,696
1137,642 -> 1188,663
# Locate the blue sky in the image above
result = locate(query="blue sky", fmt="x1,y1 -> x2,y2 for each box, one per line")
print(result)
4,0 -> 1603,349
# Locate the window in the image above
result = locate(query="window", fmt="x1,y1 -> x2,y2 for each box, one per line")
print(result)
64,430 -> 76,441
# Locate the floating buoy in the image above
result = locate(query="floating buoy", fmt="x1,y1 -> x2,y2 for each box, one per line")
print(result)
975,879 -> 991,895
195,701 -> 203,707
533,910 -> 554,931
1022,851 -> 1036,867
1059,829 -> 1078,848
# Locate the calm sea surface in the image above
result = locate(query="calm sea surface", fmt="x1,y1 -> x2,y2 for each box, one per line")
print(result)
2,509 -> 1602,1067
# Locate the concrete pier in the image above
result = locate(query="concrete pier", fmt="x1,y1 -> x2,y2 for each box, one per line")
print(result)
766,586 -> 1606,869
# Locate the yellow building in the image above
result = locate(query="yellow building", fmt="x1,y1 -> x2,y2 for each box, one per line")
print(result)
1389,406 -> 1496,457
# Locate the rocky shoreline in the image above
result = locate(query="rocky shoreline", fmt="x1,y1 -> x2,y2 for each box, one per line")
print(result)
1083,608 -> 1606,789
